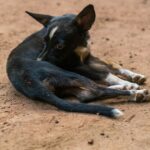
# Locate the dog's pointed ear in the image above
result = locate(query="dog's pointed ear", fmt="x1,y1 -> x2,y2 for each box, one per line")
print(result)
75,4 -> 95,31
26,11 -> 53,26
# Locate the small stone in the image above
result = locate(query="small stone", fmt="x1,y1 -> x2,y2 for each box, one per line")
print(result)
141,28 -> 145,31
105,18 -> 110,21
91,41 -> 94,45
88,139 -> 94,145
56,2 -> 61,6
100,132 -> 105,136
4,140 -> 8,143
105,38 -> 110,41
119,62 -> 123,66
129,54 -> 133,58
3,122 -> 8,125
55,120 -> 59,124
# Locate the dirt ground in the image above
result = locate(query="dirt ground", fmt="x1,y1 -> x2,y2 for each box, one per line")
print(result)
1,0 -> 150,150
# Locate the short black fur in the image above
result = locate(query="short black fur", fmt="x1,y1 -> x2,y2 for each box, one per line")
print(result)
7,4 -> 132,118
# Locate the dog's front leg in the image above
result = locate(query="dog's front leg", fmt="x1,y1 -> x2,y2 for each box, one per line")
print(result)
87,55 -> 146,85
77,55 -> 146,88
74,64 -> 139,90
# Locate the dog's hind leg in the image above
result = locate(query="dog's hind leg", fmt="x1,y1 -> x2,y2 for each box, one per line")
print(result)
55,83 -> 150,104
76,87 -> 149,103
50,75 -> 149,103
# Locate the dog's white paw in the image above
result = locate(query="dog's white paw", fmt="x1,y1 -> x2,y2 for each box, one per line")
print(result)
108,85 -> 126,90
109,82 -> 139,90
119,69 -> 146,85
131,74 -> 146,85
122,82 -> 139,90
111,109 -> 124,118
108,84 -> 138,90
129,89 -> 150,102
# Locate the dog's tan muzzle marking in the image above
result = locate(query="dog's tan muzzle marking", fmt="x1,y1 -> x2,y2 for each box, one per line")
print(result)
75,46 -> 90,63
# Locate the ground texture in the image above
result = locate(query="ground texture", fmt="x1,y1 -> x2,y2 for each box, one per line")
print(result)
0,0 -> 150,150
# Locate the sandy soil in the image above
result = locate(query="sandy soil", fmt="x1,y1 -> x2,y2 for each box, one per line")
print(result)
1,0 -> 150,150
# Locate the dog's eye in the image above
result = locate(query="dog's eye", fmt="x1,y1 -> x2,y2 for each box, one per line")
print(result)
55,43 -> 64,50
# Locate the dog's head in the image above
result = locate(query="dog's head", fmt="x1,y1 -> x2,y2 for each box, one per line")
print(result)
26,4 -> 95,68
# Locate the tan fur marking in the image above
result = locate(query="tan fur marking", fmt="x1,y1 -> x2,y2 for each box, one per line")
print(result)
103,59 -> 122,70
89,62 -> 107,71
75,46 -> 90,63
88,56 -> 122,71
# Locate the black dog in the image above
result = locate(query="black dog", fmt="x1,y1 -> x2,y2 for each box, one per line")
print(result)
7,4 -> 149,118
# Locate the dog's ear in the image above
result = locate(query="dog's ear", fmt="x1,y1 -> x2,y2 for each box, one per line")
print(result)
75,4 -> 95,31
26,11 -> 53,27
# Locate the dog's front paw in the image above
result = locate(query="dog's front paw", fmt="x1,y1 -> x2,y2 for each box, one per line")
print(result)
129,89 -> 150,102
131,74 -> 146,85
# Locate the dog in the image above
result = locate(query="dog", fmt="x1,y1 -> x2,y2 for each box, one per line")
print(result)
7,4 -> 150,118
